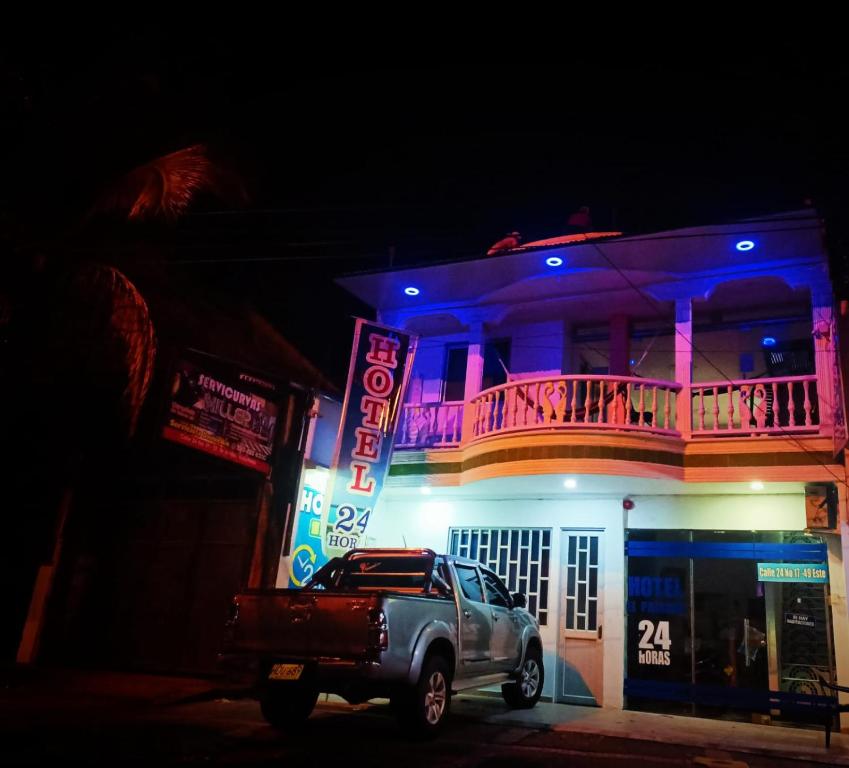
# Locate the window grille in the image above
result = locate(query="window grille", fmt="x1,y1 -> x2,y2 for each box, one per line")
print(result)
448,527 -> 551,625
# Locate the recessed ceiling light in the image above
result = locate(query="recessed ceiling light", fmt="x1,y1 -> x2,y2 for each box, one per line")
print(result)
762,336 -> 777,347
750,481 -> 764,491
564,478 -> 577,489
735,240 -> 755,251
404,286 -> 420,296
546,256 -> 564,267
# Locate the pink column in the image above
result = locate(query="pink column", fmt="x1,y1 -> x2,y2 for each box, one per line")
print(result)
461,322 -> 486,444
812,286 -> 836,429
675,298 -> 693,437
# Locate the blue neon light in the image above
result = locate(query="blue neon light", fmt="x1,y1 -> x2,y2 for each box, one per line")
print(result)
404,286 -> 420,296
736,240 -> 755,251
762,336 -> 777,347
545,256 -> 564,267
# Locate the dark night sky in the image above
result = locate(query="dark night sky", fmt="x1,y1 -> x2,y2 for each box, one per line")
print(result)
4,28 -> 849,384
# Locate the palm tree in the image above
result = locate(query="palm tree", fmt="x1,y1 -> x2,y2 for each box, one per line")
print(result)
14,143 -> 244,662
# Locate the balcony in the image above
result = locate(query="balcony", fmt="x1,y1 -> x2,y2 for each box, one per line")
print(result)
395,373 -> 823,449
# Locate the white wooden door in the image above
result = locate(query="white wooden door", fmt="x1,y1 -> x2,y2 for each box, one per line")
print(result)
558,529 -> 604,705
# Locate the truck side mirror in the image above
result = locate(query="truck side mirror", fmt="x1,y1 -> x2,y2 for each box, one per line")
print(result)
511,592 -> 526,609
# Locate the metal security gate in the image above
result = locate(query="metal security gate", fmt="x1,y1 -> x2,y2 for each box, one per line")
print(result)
558,529 -> 604,705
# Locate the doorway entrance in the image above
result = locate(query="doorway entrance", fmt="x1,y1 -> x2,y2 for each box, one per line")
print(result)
557,529 -> 604,705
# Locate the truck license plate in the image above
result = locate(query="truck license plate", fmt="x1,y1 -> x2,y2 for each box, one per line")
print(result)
269,663 -> 304,681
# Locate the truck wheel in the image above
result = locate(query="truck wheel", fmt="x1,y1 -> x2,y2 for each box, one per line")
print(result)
398,655 -> 451,738
502,645 -> 544,709
260,683 -> 319,729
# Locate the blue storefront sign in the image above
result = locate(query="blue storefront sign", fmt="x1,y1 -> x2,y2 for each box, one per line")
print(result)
287,480 -> 326,587
756,562 -> 828,583
319,319 -> 416,559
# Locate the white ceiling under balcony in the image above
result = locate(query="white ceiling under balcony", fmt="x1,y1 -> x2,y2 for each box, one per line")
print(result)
337,210 -> 825,328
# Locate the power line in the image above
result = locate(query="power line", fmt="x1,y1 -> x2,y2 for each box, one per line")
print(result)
586,238 -> 849,494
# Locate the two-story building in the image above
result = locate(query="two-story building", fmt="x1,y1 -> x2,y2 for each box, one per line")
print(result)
336,208 -> 849,728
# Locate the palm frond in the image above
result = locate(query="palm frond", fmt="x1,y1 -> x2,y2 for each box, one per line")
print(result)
91,144 -> 248,221
56,264 -> 158,437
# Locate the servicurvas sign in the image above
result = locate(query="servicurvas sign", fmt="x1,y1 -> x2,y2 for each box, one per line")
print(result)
320,319 -> 416,559
163,351 -> 281,473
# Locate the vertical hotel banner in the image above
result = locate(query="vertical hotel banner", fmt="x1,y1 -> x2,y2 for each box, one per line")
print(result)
320,319 -> 416,559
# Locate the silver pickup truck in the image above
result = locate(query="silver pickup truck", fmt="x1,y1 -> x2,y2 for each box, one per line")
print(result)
221,548 -> 544,736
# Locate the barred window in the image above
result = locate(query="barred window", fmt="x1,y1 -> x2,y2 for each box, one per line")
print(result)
448,527 -> 551,625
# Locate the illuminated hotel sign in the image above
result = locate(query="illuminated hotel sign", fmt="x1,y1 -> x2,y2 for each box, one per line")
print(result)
756,562 -> 828,583
320,319 -> 416,558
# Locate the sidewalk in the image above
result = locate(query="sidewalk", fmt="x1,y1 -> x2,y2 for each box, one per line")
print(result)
3,666 -> 847,765
449,693 -> 849,766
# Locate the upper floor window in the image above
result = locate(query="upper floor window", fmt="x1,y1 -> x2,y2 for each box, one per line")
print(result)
442,345 -> 468,401
482,339 -> 511,390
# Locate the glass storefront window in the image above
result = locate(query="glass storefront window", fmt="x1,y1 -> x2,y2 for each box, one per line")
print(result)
625,530 -> 835,726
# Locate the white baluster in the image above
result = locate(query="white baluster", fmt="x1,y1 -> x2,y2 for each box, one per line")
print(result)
535,382 -> 541,424
400,406 -> 409,444
712,387 -> 719,432
804,379 -> 812,426
698,387 -> 705,431
599,379 -> 606,424
523,384 -> 529,426
570,380 -> 578,424
727,385 -> 734,430
664,387 -> 671,428
440,404 -> 448,444
787,381 -> 795,428
638,384 -> 646,427
584,379 -> 592,423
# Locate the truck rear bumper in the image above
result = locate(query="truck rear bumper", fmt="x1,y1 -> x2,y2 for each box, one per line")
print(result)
218,652 -> 403,702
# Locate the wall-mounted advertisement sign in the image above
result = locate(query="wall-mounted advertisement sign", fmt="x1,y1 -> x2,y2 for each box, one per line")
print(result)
319,319 -> 416,559
163,351 -> 281,474
756,562 -> 828,583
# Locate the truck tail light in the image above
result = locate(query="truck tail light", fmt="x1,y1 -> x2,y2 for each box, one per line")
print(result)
367,607 -> 389,651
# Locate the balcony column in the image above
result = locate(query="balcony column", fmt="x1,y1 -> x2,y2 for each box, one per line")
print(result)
675,298 -> 693,437
609,314 -> 631,376
464,322 -> 486,402
461,323 -> 485,444
812,285 -> 836,429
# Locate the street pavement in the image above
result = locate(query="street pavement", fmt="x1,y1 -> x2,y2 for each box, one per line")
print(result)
1,667 -> 846,767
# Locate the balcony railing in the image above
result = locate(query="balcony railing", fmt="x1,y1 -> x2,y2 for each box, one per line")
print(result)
393,374 -> 825,450
396,400 -> 464,448
468,375 -> 681,440
690,375 -> 819,436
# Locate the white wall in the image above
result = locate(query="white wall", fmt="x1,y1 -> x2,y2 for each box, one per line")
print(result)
502,320 -> 564,378
407,332 -> 467,404
368,490 -> 626,706
367,487 -> 811,709
627,493 -> 807,530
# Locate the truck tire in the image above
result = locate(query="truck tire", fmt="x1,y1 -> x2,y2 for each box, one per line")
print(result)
397,654 -> 451,738
502,645 -> 544,709
260,683 -> 319,729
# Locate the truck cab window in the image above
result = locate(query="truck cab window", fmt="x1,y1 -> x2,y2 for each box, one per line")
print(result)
454,564 -> 485,603
481,569 -> 511,608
